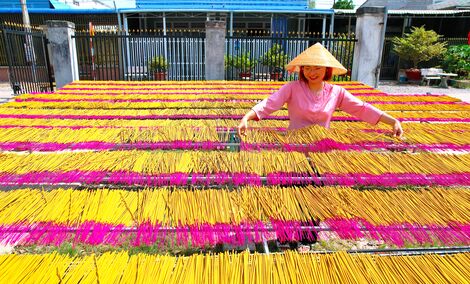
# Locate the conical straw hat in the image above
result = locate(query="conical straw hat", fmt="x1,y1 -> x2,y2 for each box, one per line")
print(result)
286,43 -> 348,75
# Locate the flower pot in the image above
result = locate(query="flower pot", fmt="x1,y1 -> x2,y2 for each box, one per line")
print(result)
451,79 -> 470,89
270,72 -> 283,81
154,72 -> 167,80
239,72 -> 251,80
405,69 -> 421,81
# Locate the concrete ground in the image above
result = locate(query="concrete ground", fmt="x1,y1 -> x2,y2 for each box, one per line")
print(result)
377,80 -> 470,103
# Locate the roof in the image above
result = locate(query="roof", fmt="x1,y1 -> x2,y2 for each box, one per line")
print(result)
428,0 -> 470,10
3,0 -> 50,8
0,0 -> 334,14
334,8 -> 470,15
359,0 -> 433,10
130,0 -> 333,13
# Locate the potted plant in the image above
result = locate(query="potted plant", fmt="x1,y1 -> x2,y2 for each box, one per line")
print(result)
149,55 -> 168,80
392,26 -> 447,81
231,52 -> 257,80
224,55 -> 236,80
259,43 -> 289,81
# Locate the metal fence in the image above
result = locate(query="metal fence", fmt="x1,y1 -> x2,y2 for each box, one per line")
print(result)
225,33 -> 356,82
0,24 -> 54,94
73,31 -> 206,81
74,30 -> 356,82
0,32 -> 7,66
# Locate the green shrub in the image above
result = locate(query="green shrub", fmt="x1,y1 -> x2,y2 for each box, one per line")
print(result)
392,26 -> 447,69
149,56 -> 168,72
442,45 -> 470,79
259,44 -> 290,72
229,52 -> 257,73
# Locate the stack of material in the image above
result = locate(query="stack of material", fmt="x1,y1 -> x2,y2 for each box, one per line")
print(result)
0,80 -> 468,282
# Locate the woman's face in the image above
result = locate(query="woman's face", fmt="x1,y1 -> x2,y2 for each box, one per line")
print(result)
302,66 -> 326,84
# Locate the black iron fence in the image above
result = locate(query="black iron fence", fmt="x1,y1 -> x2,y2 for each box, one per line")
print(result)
0,31 -> 7,66
0,24 -> 54,94
73,30 -> 206,81
225,32 -> 356,82
380,37 -> 468,80
73,30 -> 356,82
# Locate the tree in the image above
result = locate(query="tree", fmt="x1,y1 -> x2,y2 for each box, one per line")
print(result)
442,45 -> 470,79
392,26 -> 447,69
332,0 -> 354,9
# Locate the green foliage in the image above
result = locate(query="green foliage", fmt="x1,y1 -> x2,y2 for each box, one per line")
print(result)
332,0 -> 354,9
15,242 -> 206,257
148,55 -> 168,72
56,242 -> 78,257
442,45 -> 470,79
227,52 -> 257,72
392,26 -> 447,69
224,55 -> 233,71
259,44 -> 290,72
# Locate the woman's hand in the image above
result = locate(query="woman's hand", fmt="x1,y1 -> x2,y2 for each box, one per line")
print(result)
392,120 -> 403,138
238,110 -> 257,137
237,118 -> 248,137
379,113 -> 403,138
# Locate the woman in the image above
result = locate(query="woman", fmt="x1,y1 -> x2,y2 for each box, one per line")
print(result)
237,43 -> 403,137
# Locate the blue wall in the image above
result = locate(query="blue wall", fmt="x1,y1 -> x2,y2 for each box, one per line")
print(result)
136,0 -> 309,11
5,0 -> 51,9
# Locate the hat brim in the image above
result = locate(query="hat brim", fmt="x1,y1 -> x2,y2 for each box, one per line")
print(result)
287,64 -> 348,75
286,43 -> 348,76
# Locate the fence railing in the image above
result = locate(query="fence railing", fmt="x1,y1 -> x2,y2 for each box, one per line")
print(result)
225,34 -> 356,81
73,31 -> 206,81
0,24 -> 54,94
0,32 -> 7,66
74,30 -> 356,82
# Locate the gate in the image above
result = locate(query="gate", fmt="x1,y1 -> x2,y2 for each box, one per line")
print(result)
1,24 -> 54,94
380,38 -> 399,80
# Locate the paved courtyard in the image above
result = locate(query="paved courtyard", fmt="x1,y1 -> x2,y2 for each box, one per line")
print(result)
378,80 -> 469,103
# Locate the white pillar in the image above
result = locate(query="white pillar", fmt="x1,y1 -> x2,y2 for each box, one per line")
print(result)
351,7 -> 387,88
45,21 -> 79,89
205,20 -> 226,80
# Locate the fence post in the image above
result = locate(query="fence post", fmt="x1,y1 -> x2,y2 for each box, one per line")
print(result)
351,7 -> 387,88
45,21 -> 79,89
205,20 -> 226,80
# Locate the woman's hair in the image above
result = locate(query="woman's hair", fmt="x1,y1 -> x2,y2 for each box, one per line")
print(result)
299,66 -> 333,82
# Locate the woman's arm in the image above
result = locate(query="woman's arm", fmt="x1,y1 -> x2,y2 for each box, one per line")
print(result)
379,113 -> 403,138
237,110 -> 258,136
337,87 -> 403,137
237,83 -> 292,136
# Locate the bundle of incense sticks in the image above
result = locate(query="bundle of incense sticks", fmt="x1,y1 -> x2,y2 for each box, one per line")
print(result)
0,251 -> 468,283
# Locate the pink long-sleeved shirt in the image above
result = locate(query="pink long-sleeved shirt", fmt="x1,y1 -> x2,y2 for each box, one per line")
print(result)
252,81 -> 384,130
